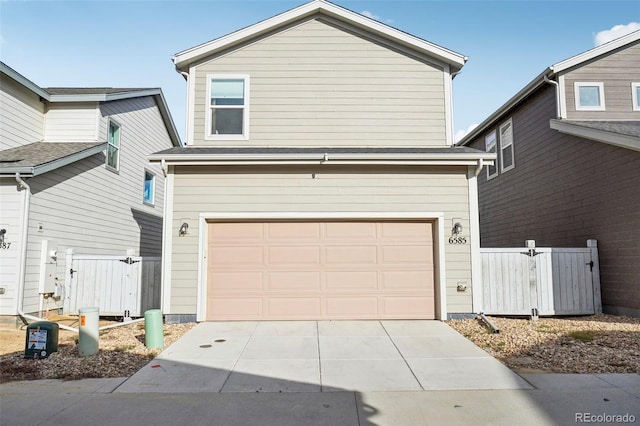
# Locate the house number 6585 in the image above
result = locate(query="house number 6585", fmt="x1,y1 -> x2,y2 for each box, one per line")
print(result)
448,237 -> 467,245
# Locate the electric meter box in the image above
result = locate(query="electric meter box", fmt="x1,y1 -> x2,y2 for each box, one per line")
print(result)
24,321 -> 59,359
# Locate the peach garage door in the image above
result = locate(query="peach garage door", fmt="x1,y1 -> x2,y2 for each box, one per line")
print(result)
206,221 -> 435,320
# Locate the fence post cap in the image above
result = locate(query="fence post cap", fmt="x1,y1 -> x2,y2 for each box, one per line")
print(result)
587,239 -> 598,247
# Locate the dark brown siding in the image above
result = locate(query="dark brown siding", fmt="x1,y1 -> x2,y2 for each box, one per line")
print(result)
467,85 -> 640,316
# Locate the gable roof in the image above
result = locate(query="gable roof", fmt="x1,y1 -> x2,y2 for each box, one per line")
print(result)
0,142 -> 107,177
0,62 -> 182,147
457,30 -> 640,147
172,0 -> 467,74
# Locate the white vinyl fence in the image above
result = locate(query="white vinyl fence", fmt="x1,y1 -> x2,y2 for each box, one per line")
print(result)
480,240 -> 601,316
64,249 -> 161,317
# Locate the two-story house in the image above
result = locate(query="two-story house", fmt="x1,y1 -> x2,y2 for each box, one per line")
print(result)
150,0 -> 495,323
458,31 -> 640,317
0,62 -> 182,322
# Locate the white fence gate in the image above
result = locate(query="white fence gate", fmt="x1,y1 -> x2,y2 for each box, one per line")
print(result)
64,249 -> 161,317
480,240 -> 602,316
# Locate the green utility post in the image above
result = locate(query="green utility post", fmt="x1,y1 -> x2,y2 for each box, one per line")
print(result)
144,309 -> 164,349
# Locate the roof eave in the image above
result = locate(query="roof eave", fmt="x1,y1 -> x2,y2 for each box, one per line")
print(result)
549,119 -> 640,152
0,143 -> 107,178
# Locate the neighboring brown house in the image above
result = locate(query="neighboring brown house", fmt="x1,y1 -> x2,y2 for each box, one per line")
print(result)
458,30 -> 640,317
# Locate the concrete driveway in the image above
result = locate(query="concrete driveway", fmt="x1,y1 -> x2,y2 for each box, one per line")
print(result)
115,320 -> 531,393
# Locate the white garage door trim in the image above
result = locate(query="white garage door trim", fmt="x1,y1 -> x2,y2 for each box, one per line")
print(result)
197,212 -> 447,321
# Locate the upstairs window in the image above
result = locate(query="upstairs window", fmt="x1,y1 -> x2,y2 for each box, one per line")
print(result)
143,170 -> 155,205
575,82 -> 605,111
107,120 -> 120,170
632,83 -> 640,111
485,130 -> 498,180
499,119 -> 514,172
207,75 -> 249,139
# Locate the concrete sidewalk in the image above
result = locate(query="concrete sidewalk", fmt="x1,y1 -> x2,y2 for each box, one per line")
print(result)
2,374 -> 638,426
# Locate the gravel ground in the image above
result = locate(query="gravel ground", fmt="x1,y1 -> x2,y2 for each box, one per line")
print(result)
447,314 -> 640,374
0,321 -> 195,383
1,314 -> 638,383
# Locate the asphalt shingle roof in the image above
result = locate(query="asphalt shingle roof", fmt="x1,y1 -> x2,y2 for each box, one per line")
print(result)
561,121 -> 640,139
0,142 -> 105,171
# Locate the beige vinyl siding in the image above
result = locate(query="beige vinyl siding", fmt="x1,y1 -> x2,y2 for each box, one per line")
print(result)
192,19 -> 446,147
564,41 -> 640,119
44,103 -> 99,141
20,96 -> 171,314
168,165 -> 472,315
0,180 -> 24,314
0,77 -> 44,149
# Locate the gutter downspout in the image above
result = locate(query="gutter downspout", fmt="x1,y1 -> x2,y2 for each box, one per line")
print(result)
180,71 -> 189,145
543,74 -> 561,119
161,159 -> 168,177
14,174 -> 76,332
473,158 -> 484,177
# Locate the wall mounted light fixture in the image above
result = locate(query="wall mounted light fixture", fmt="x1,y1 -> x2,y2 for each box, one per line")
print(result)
179,223 -> 189,236
452,222 -> 463,235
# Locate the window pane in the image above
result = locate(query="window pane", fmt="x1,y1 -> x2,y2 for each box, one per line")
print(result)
211,80 -> 244,105
107,145 -> 118,168
636,86 -> 640,107
502,145 -> 513,169
579,86 -> 601,107
108,123 -> 120,147
211,108 -> 243,134
144,172 -> 154,203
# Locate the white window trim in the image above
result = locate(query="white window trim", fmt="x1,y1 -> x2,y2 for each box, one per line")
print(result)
499,119 -> 515,173
632,82 -> 640,111
574,82 -> 605,111
205,74 -> 250,141
106,118 -> 121,172
485,130 -> 498,180
143,169 -> 156,206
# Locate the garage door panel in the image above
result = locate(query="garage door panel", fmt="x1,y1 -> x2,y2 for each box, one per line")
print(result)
381,271 -> 435,292
210,246 -> 264,266
210,222 -> 264,240
207,221 -> 435,320
268,222 -> 321,239
381,222 -> 433,240
381,297 -> 435,319
267,246 -> 321,265
268,271 -> 321,291
325,297 -> 378,318
208,297 -> 263,319
324,222 -> 377,239
325,271 -> 379,290
325,245 -> 378,264
267,298 -> 321,317
209,272 -> 264,291
381,245 -> 433,264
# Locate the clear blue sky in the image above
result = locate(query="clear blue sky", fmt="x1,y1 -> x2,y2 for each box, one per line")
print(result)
2,0 -> 639,143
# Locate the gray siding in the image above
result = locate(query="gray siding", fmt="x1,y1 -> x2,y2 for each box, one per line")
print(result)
21,96 -> 171,313
0,77 -> 44,149
168,165 -> 473,315
192,19 -> 447,147
564,41 -> 640,120
44,103 -> 99,141
468,85 -> 640,316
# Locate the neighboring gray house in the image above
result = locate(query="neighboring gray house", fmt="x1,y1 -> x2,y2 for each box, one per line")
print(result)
458,31 -> 640,317
0,62 -> 181,320
150,0 -> 495,323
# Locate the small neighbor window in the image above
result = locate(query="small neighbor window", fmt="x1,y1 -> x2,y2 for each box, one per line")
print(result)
107,120 -> 120,170
485,130 -> 498,180
499,119 -> 515,172
575,82 -> 605,111
207,75 -> 249,138
632,83 -> 640,111
143,171 -> 155,205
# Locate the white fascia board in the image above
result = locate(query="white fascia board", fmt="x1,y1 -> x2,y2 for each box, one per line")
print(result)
550,119 -> 640,152
0,62 -> 50,100
149,152 -> 497,163
0,143 -> 107,177
551,30 -> 640,73
172,0 -> 466,71
48,89 -> 162,103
